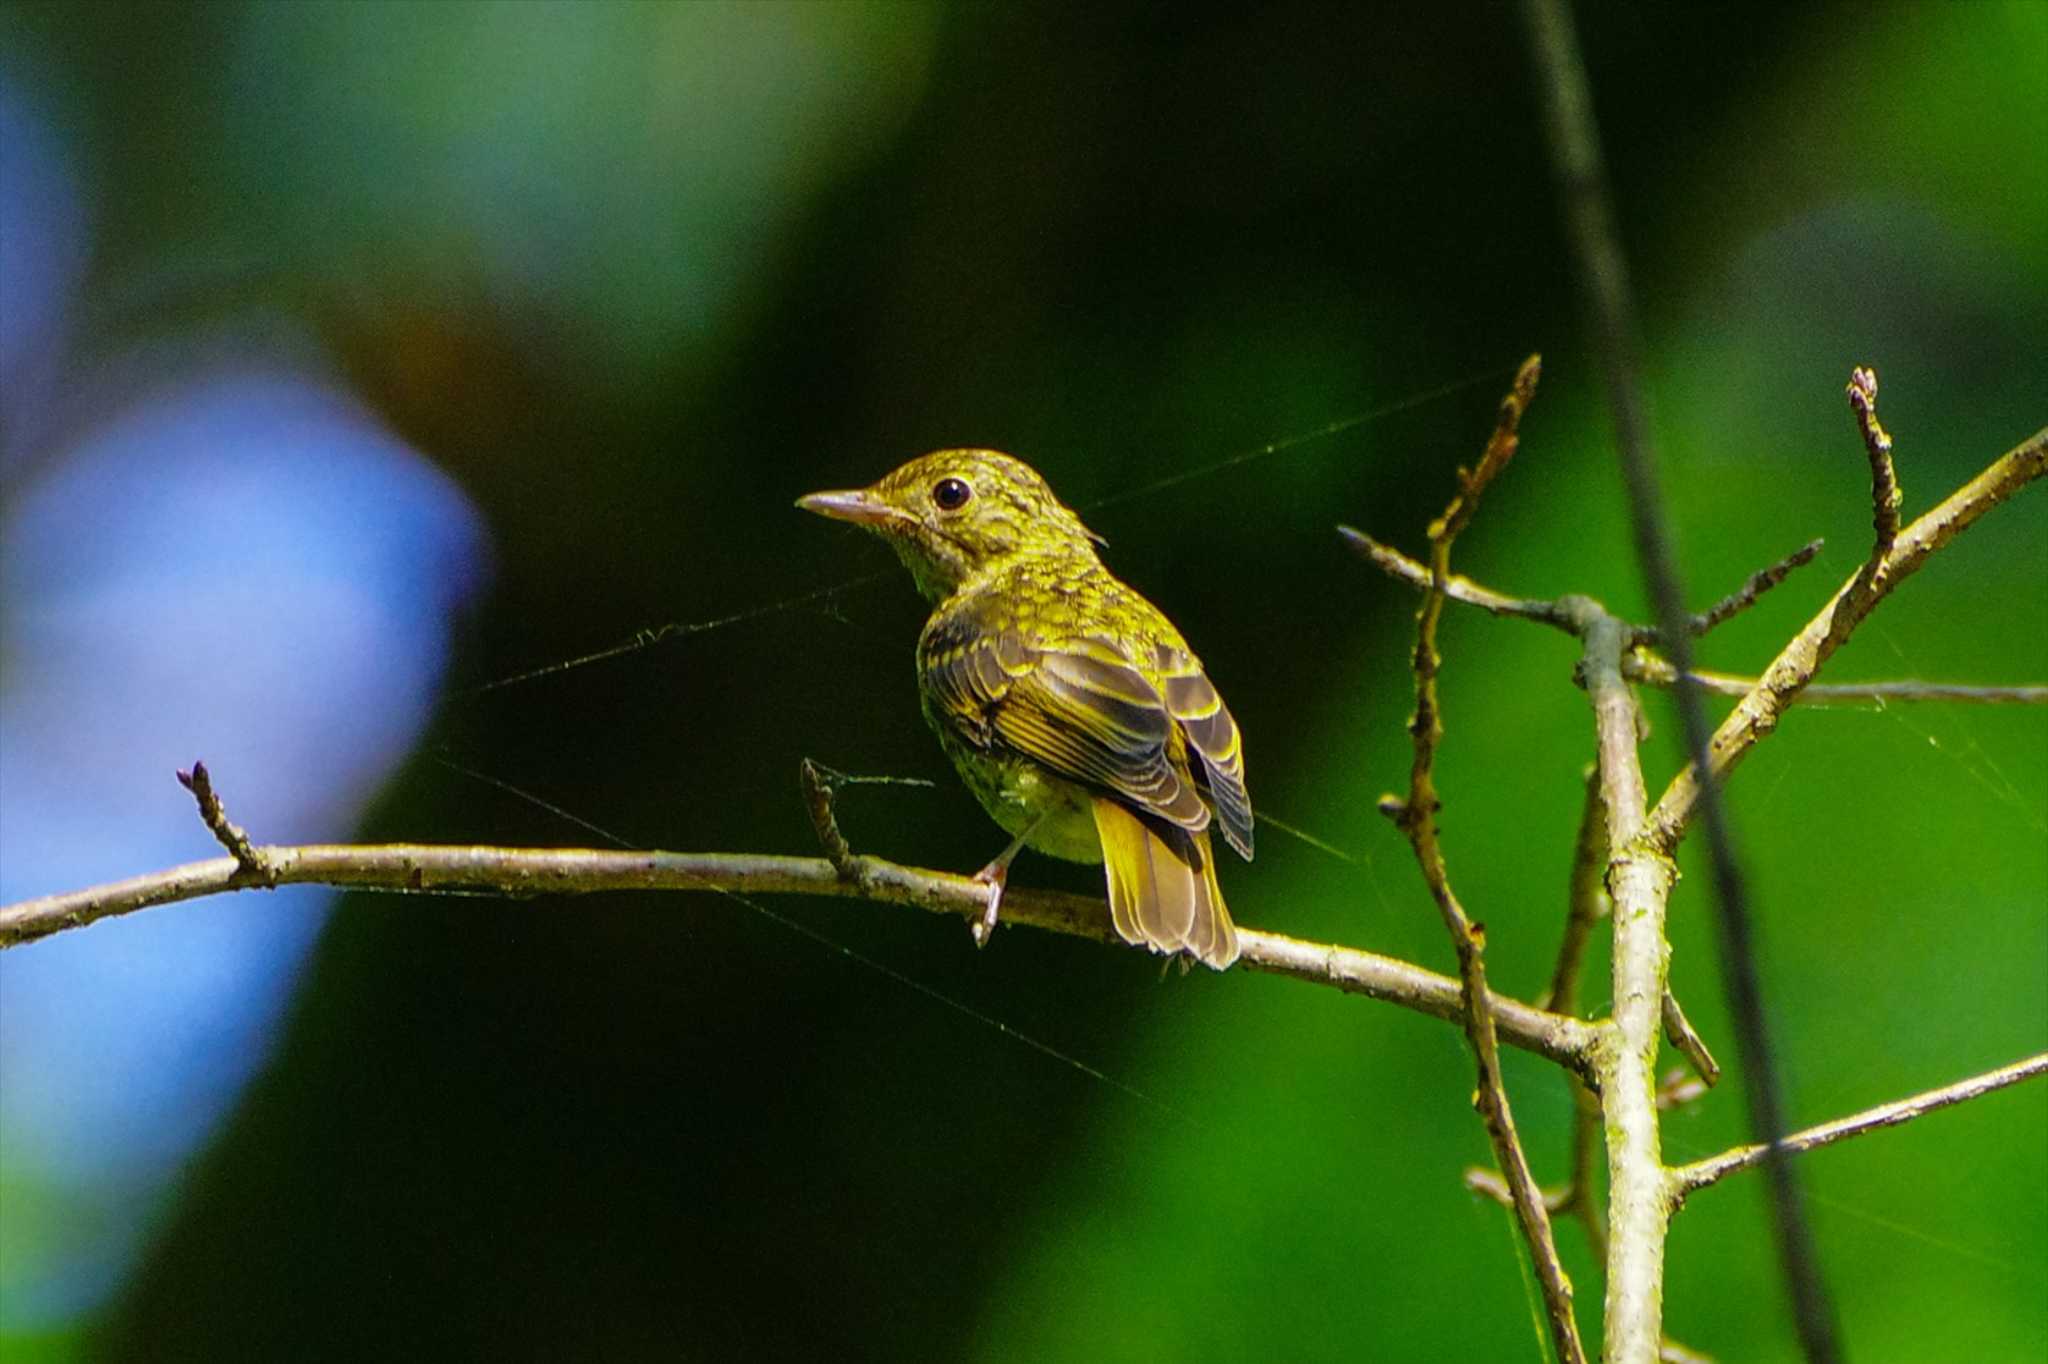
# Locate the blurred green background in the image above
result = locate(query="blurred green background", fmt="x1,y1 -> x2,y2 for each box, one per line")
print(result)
3,1 -> 2043,1359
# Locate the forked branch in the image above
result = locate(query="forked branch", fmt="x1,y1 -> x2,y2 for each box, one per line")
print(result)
1647,418 -> 2048,851
1350,372 -> 2043,1363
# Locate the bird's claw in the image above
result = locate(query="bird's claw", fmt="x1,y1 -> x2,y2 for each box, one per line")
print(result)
970,865 -> 1007,948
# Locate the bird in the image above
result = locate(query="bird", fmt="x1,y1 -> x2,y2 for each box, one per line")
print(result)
796,450 -> 1251,970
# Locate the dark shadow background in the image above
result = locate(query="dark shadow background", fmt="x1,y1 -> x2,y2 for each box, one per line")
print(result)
2,2 -> 2042,1360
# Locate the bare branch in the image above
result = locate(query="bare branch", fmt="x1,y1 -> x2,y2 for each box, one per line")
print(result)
1669,1053 -> 2048,1206
1520,0 -> 1841,1343
1661,990 -> 1721,1087
1541,767 -> 1611,1015
1470,1149 -> 1714,1364
799,758 -> 861,879
1352,380 -> 2039,1363
1437,356 -> 1543,543
0,839 -> 1596,1072
1550,596 -> 1674,1361
1337,527 -> 1567,628
1847,367 -> 1902,552
1562,1074 -> 1607,1252
1636,539 -> 1825,644
1381,354 -> 1586,1364
175,761 -> 267,878
1466,767 -> 1620,1311
1345,536 -> 2046,706
1623,655 -> 2048,706
1470,763 -> 1631,1332
1648,423 -> 2048,850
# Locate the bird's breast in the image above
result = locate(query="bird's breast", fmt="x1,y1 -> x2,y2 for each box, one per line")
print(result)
934,728 -> 1104,864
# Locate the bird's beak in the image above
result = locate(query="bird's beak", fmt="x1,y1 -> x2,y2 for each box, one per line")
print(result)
795,488 -> 907,529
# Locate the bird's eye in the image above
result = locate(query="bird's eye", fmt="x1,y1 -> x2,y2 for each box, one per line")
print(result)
932,477 -> 972,511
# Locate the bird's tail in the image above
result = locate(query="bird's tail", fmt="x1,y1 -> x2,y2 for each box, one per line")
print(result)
1092,797 -> 1240,970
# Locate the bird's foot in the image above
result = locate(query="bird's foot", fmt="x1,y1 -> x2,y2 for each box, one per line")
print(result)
969,860 -> 1009,948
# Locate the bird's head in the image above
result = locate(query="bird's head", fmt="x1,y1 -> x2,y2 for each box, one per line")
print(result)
797,449 -> 1103,599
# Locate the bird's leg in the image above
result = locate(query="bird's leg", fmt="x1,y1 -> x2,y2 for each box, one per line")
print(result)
969,820 -> 1043,948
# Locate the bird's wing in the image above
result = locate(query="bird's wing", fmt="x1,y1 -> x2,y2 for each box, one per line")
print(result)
922,622 -> 1210,834
1152,643 -> 1253,860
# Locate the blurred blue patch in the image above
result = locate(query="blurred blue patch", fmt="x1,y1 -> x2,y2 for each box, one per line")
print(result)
0,347 -> 489,1325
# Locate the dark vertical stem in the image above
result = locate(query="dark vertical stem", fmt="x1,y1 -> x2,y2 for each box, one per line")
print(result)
1514,1 -> 1844,1360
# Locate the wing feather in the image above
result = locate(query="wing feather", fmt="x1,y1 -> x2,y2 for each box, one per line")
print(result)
921,614 -> 1210,833
1155,647 -> 1254,859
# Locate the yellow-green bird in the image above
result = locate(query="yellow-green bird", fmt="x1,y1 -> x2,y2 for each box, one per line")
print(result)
797,450 -> 1251,970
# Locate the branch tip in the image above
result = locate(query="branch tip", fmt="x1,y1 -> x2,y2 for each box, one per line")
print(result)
1670,1052 -> 2048,1204
1662,989 -> 1721,1086
176,761 -> 266,878
1640,537 -> 1828,644
1848,365 -> 1902,550
799,758 -> 862,881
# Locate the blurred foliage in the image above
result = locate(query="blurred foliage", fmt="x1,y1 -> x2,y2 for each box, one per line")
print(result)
1,1 -> 2042,1359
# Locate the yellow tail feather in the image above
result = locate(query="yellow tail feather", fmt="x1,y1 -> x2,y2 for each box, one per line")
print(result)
1092,798 -> 1240,970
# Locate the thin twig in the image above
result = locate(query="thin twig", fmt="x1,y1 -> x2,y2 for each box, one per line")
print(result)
1636,539 -> 1825,644
1661,991 -> 1721,1087
1437,359 -> 1543,544
1549,771 -> 1617,1270
1542,768 -> 1611,1014
174,761 -> 268,878
1471,767 -> 1616,1302
1339,529 -> 1568,627
1623,655 -> 2048,706
1669,1053 -> 2048,1206
1348,535 -> 2047,706
1469,1078 -> 1616,1262
1649,423 -> 2048,847
799,758 -> 861,879
1462,1061 -> 1605,1263
1383,356 -> 1587,1364
1847,367 -> 1901,552
1562,1075 -> 1607,1256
